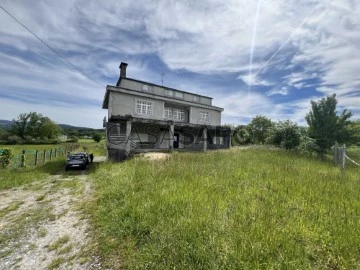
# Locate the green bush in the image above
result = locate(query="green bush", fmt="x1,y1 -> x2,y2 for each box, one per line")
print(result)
7,135 -> 23,144
0,148 -> 13,168
92,133 -> 102,143
66,137 -> 78,143
297,135 -> 319,155
267,120 -> 301,150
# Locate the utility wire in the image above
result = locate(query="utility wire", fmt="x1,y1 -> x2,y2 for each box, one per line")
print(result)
0,4 -> 102,87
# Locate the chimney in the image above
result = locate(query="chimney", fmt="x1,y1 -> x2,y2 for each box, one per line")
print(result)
119,62 -> 128,78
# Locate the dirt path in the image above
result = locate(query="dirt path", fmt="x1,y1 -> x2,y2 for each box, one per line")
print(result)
0,160 -> 103,270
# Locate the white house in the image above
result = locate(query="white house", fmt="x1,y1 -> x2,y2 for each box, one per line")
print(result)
102,62 -> 231,161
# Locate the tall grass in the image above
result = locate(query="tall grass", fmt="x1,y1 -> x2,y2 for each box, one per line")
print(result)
74,140 -> 106,157
0,159 -> 65,190
90,147 -> 360,269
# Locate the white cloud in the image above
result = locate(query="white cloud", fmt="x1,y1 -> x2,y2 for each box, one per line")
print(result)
266,86 -> 289,96
1,0 -> 360,127
214,90 -> 284,122
238,73 -> 274,86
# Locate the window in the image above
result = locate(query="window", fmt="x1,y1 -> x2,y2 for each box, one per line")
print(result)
199,111 -> 209,122
142,84 -> 152,91
164,107 -> 172,119
174,92 -> 184,99
165,89 -> 173,96
193,96 -> 200,102
173,109 -> 185,121
136,100 -> 152,115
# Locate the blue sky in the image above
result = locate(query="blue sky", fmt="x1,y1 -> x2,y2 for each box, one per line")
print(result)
0,0 -> 359,128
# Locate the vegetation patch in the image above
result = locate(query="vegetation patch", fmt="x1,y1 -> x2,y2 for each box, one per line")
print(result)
47,257 -> 66,270
36,194 -> 46,202
89,147 -> 360,269
38,228 -> 47,238
57,243 -> 73,255
47,235 -> 70,252
0,159 -> 65,191
0,201 -> 24,218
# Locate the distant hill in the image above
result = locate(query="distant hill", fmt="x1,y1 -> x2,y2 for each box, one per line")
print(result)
0,120 -> 12,129
58,124 -> 101,131
0,119 -> 102,132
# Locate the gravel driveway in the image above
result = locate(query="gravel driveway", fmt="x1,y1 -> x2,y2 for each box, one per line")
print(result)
0,160 -> 105,270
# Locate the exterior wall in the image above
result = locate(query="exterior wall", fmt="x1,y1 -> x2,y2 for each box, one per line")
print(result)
110,92 -> 165,121
180,127 -> 205,150
120,79 -> 165,96
108,93 -> 113,119
183,93 -> 210,105
189,106 -> 221,126
109,91 -> 221,125
200,96 -> 212,106
163,103 -> 189,123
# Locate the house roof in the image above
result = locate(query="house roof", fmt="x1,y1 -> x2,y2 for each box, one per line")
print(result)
103,77 -> 224,111
118,77 -> 213,99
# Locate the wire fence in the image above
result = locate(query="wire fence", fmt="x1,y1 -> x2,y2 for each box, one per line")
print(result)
1,144 -> 79,169
333,142 -> 360,175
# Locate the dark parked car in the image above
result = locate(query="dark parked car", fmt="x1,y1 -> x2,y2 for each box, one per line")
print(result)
74,152 -> 89,164
65,154 -> 87,170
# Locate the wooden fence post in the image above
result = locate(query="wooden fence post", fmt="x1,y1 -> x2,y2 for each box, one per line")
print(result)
35,150 -> 38,166
21,150 -> 26,167
54,148 -> 57,158
333,141 -> 338,165
341,144 -> 346,176
50,149 -> 53,161
43,149 -> 46,164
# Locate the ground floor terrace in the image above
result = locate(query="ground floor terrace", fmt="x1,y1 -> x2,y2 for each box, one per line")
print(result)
105,116 -> 232,161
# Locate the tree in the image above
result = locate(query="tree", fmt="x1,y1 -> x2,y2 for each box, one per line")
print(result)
348,120 -> 360,146
10,112 -> 62,140
92,133 -> 102,142
305,94 -> 353,156
267,120 -> 301,150
247,115 -> 274,144
10,112 -> 34,139
38,117 -> 62,139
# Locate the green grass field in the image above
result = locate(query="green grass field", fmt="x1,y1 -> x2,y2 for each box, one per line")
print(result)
0,144 -> 63,154
0,140 -> 105,156
75,139 -> 106,157
0,140 -> 106,190
90,147 -> 360,269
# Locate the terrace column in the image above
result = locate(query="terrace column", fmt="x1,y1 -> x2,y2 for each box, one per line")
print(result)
203,126 -> 208,151
125,120 -> 132,154
169,124 -> 174,150
228,130 -> 232,148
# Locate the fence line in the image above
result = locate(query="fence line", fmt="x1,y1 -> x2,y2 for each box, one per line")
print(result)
1,144 -> 79,169
344,154 -> 360,167
333,142 -> 360,175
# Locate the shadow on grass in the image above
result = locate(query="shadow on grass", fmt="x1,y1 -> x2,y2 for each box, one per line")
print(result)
37,160 -> 67,175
